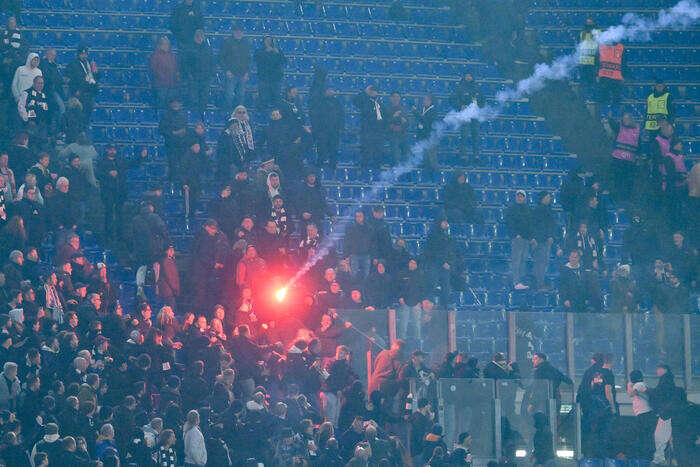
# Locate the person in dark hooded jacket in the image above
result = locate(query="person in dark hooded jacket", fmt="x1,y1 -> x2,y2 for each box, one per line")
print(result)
230,168 -> 260,221
397,259 -> 428,342
169,0 -> 203,46
180,29 -> 214,114
413,94 -> 439,174
209,185 -> 240,240
190,219 -> 230,314
66,45 -> 100,119
263,108 -> 305,179
343,211 -> 374,280
130,201 -> 169,269
524,353 -> 572,417
531,191 -> 559,290
96,145 -> 147,240
450,73 -> 483,164
353,85 -> 387,169
421,424 -> 448,465
532,412 -> 554,466
505,189 -> 533,290
648,363 -> 681,465
254,36 -> 286,109
159,98 -> 187,182
574,192 -> 608,243
179,136 -> 204,214
559,166 -> 587,229
441,171 -> 480,224
366,205 -> 393,261
422,218 -> 461,306
204,424 -> 232,466
363,260 -> 395,309
309,68 -> 344,169
295,170 -> 329,226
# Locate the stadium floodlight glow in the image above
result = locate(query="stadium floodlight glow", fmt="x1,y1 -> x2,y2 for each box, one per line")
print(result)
556,449 -> 575,459
275,287 -> 288,303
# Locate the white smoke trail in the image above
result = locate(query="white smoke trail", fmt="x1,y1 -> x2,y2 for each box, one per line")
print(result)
287,0 -> 699,288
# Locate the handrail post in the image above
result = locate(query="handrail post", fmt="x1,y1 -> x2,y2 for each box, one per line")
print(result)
507,310 -> 516,364
625,312 -> 634,383
683,314 -> 691,390
566,313 -> 575,386
183,185 -> 190,218
548,394 -> 557,456
575,402 -> 582,460
494,397 -> 502,462
448,309 -> 457,352
388,308 -> 396,345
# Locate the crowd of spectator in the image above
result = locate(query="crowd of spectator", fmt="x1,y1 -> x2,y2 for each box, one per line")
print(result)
0,0 -> 698,465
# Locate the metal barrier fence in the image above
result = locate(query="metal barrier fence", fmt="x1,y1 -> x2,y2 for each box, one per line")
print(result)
338,309 -> 697,390
332,308 -> 698,462
433,378 -> 580,462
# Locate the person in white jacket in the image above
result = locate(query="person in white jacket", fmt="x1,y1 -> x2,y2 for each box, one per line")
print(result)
11,52 -> 42,101
183,409 -> 207,466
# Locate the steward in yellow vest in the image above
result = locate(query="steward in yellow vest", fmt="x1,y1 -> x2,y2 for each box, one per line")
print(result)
579,18 -> 598,66
645,79 -> 674,131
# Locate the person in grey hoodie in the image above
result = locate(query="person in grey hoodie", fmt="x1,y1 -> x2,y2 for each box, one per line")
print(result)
183,409 -> 207,466
11,52 -> 41,101
58,131 -> 98,187
0,362 -> 21,411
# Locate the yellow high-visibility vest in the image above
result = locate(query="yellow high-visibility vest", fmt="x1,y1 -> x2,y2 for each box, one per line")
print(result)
645,92 -> 669,130
579,30 -> 597,65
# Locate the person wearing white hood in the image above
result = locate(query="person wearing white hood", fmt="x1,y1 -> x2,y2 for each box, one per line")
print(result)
11,52 -> 41,102
30,422 -> 61,466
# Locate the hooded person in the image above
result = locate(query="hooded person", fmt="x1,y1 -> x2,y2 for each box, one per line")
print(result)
11,52 -> 41,102
309,67 -> 344,169
253,36 -> 286,108
421,424 -> 448,464
449,73 -> 483,163
180,29 -> 214,114
442,170 -> 480,224
216,106 -> 255,182
179,134 -> 204,214
363,260 -> 395,309
58,131 -> 99,187
190,219 -> 231,313
295,169 -> 330,225
532,412 -> 555,466
610,264 -> 638,313
423,217 -> 461,306
558,250 -> 600,313
30,422 -> 62,465
262,171 -> 294,217
263,107 -> 305,178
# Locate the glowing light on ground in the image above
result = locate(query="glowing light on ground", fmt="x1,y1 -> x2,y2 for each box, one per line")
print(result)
275,287 -> 288,302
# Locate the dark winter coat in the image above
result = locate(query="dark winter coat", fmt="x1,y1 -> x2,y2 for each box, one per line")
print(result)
253,47 -> 286,83
219,36 -> 250,76
505,202 -> 533,238
343,221 -> 374,256
169,0 -> 204,44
